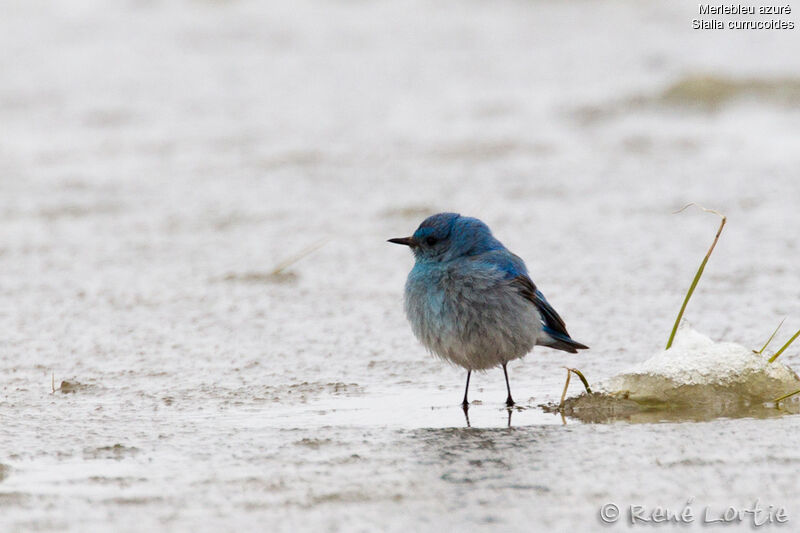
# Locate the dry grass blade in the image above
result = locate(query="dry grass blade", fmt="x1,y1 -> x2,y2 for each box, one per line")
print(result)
567,367 -> 592,394
774,388 -> 800,404
768,327 -> 800,363
666,204 -> 727,350
558,368 -> 592,411
270,238 -> 328,276
758,317 -> 786,354
559,369 -> 572,410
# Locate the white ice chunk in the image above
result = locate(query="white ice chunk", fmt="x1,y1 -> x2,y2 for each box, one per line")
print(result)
598,328 -> 800,404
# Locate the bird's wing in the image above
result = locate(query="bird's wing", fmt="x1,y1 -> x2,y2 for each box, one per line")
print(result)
469,249 -> 588,352
470,250 -> 562,329
508,275 -> 566,334
467,250 -> 588,352
510,275 -> 589,352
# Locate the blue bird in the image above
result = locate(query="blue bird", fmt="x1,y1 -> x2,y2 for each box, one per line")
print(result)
389,213 -> 588,407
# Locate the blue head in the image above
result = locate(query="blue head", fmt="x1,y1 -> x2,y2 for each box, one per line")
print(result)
388,212 -> 504,263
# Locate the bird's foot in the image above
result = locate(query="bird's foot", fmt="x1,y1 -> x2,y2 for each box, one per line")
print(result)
505,396 -> 515,408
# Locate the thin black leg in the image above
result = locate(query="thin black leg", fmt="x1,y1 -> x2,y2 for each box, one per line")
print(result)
503,363 -> 514,407
461,370 -> 471,407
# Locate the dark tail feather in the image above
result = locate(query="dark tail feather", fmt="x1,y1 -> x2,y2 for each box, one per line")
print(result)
538,326 -> 589,354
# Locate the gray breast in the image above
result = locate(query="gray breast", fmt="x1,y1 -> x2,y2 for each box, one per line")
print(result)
404,264 -> 541,370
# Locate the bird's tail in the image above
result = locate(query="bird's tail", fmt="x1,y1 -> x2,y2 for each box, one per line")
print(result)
538,326 -> 589,354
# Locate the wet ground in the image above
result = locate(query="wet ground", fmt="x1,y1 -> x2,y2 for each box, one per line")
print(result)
1,0 -> 800,531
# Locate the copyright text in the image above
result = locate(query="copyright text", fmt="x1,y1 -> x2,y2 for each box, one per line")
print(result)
599,499 -> 789,527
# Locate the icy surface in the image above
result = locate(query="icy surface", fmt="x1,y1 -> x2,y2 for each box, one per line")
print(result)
600,328 -> 800,403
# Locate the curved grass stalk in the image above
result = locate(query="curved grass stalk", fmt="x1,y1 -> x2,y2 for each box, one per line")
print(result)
666,204 -> 726,350
558,367 -> 592,411
566,367 -> 592,394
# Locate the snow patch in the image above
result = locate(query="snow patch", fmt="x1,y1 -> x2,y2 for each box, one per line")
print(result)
598,328 -> 800,404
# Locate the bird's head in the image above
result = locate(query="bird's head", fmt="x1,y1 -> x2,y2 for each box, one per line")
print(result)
388,212 -> 501,262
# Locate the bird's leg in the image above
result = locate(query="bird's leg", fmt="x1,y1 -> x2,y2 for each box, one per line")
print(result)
461,370 -> 471,407
502,363 -> 514,407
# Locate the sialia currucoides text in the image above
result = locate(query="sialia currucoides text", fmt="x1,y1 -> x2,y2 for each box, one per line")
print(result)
389,212 -> 588,407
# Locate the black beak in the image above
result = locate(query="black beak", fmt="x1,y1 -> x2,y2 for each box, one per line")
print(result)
387,236 -> 417,247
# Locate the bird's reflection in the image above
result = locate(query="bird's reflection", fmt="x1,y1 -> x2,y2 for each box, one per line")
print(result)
461,404 -> 518,428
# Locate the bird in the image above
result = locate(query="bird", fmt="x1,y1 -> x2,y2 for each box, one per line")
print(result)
388,212 -> 588,408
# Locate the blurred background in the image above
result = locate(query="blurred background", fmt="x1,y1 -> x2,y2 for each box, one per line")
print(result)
1,0 -> 799,531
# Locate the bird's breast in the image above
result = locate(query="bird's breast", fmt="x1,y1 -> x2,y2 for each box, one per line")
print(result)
402,262 -> 541,369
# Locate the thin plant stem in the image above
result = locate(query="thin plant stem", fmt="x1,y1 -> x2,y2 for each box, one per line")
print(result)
566,367 -> 592,394
559,369 -> 571,410
758,317 -> 786,354
558,368 -> 592,412
270,238 -> 327,275
768,328 -> 800,363
666,204 -> 726,350
774,388 -> 800,403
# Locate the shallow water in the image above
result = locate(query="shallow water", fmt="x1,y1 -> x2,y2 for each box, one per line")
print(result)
2,0 -> 800,531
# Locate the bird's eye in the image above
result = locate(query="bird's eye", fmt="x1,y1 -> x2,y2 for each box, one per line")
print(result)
425,236 -> 437,246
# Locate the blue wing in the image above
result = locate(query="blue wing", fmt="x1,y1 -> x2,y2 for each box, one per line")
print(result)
475,253 -> 587,354
469,249 -> 588,353
509,274 -> 588,353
